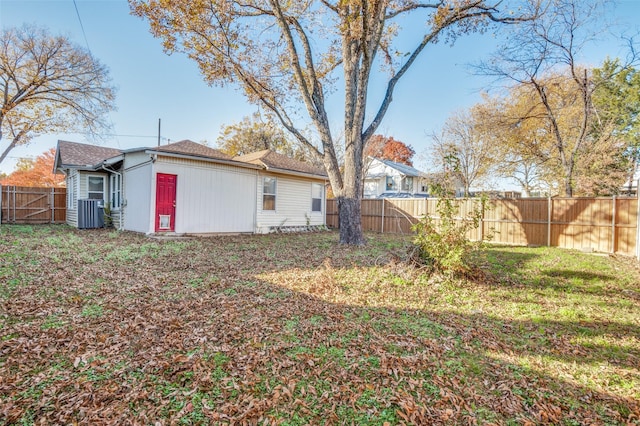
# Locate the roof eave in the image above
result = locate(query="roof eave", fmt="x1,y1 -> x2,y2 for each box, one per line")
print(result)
262,166 -> 328,180
53,142 -> 61,174
145,150 -> 262,169
102,154 -> 125,166
57,163 -> 103,172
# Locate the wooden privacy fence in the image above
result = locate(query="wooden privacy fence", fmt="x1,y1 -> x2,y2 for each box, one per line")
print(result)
0,185 -> 66,224
326,197 -> 640,257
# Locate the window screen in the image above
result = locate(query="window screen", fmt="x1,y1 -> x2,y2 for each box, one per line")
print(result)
263,177 -> 276,210
312,183 -> 323,212
88,176 -> 105,200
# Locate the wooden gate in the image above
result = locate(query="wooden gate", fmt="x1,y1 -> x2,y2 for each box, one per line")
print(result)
0,185 -> 66,224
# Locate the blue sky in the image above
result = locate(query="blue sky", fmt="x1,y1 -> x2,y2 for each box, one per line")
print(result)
1,0 -> 638,188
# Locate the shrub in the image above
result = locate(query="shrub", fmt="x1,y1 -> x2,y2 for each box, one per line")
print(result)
411,194 -> 490,274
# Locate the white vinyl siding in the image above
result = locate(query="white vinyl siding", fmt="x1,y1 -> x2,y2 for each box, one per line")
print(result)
65,171 -> 79,227
153,157 -> 256,234
123,163 -> 153,233
64,171 -> 108,227
363,159 -> 428,198
255,173 -> 326,232
67,173 -> 77,209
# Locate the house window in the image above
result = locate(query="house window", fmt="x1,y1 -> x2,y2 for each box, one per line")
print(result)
385,176 -> 397,191
311,183 -> 323,212
401,176 -> 414,191
110,174 -> 122,210
421,185 -> 429,193
67,174 -> 77,209
88,176 -> 105,200
263,177 -> 276,211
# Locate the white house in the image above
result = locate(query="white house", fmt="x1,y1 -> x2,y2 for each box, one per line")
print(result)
54,140 -> 328,234
363,157 -> 430,198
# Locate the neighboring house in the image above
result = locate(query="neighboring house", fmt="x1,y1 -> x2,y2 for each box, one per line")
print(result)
621,165 -> 640,196
363,157 -> 431,199
470,190 -> 522,199
54,140 -> 328,234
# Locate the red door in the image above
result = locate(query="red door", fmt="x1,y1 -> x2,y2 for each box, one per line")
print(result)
155,173 -> 177,232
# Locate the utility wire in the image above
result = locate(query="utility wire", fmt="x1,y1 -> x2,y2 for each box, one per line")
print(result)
71,0 -> 122,148
72,0 -> 91,53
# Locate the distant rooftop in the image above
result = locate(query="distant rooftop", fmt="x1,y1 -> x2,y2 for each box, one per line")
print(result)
371,157 -> 426,177
234,149 -> 327,178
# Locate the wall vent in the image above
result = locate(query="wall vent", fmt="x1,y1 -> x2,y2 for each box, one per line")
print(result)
78,199 -> 104,229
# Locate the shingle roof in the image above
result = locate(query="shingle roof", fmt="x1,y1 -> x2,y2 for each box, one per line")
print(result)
234,150 -> 327,178
152,140 -> 232,161
56,140 -> 122,168
56,141 -> 323,178
375,158 -> 426,177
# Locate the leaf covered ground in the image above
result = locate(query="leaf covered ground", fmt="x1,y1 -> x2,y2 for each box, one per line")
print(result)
1,225 -> 639,425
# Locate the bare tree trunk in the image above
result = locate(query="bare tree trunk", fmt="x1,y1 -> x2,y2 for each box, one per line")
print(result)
338,130 -> 366,245
564,179 -> 573,197
337,196 -> 364,245
0,138 -> 18,166
627,158 -> 637,194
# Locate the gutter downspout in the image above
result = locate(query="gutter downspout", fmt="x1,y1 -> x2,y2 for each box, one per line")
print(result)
101,164 -> 124,231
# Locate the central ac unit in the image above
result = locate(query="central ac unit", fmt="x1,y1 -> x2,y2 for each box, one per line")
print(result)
78,199 -> 104,229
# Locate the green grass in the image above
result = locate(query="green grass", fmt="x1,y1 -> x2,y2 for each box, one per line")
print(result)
0,225 -> 638,424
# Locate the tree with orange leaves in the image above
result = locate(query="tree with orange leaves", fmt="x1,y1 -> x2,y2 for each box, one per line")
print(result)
130,0 -> 536,245
0,148 -> 64,187
365,135 -> 415,165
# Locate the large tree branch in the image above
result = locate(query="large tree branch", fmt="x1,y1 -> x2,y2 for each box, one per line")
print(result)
363,2 -> 536,141
362,24 -> 441,141
287,15 -> 329,125
268,1 -> 324,128
385,2 -> 441,19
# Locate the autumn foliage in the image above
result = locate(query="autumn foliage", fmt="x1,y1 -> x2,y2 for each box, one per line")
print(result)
365,135 -> 415,166
2,227 -> 639,424
0,26 -> 116,165
0,148 -> 64,187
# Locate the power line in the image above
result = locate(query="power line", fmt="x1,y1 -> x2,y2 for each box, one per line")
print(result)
74,133 -> 172,140
72,0 -> 91,53
71,0 -> 126,148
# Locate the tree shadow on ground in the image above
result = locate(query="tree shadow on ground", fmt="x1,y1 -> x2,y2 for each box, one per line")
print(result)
479,247 -> 635,301
1,226 -> 638,424
542,269 -> 614,282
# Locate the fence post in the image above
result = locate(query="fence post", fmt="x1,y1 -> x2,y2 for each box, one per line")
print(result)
381,198 -> 385,233
611,196 -> 617,254
480,198 -> 485,241
636,183 -> 640,260
547,196 -> 552,247
12,186 -> 16,223
0,184 -> 3,225
50,187 -> 55,224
